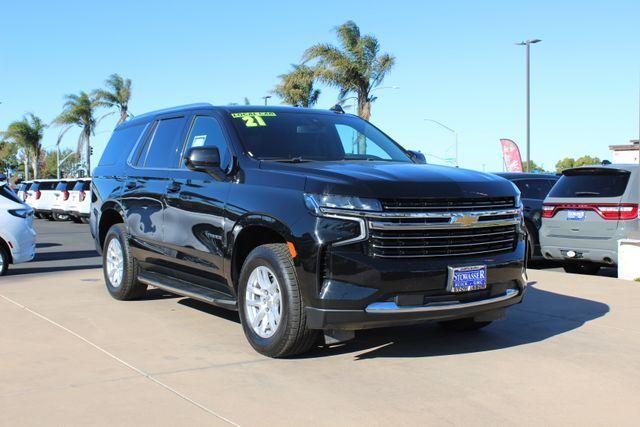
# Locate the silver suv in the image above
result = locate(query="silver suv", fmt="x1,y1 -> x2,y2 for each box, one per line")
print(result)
540,164 -> 639,274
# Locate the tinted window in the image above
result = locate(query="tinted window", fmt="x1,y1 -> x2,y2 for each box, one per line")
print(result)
0,185 -> 22,203
183,116 -> 231,171
35,181 -> 56,190
143,117 -> 187,168
72,181 -> 90,191
514,179 -> 552,200
230,112 -> 410,162
99,123 -> 147,166
55,182 -> 70,191
549,169 -> 630,198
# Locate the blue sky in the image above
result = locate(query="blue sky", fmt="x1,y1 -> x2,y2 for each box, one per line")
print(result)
1,0 -> 639,172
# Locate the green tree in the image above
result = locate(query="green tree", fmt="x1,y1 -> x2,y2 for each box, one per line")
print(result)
54,91 -> 104,175
555,155 -> 601,173
41,148 -> 79,178
93,73 -> 133,125
273,64 -> 321,107
0,140 -> 19,175
303,20 -> 395,121
1,113 -> 46,180
523,160 -> 547,173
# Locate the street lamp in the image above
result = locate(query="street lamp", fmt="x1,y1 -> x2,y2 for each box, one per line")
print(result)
262,95 -> 272,106
424,118 -> 458,167
516,38 -> 541,172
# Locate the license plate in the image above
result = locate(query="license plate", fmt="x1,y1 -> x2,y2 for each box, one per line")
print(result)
567,210 -> 585,221
447,265 -> 487,293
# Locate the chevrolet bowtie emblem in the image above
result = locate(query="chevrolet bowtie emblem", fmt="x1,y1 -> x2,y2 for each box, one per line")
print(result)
451,214 -> 479,226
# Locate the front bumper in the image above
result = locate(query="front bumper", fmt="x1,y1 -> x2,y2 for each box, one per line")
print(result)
306,282 -> 525,330
10,226 -> 36,264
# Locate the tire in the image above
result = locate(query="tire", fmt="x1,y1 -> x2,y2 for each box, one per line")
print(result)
72,216 -> 83,224
35,212 -> 43,219
0,244 -> 9,276
563,262 -> 600,275
439,318 -> 492,331
80,217 -> 90,224
238,243 -> 320,358
525,224 -> 535,262
102,223 -> 147,300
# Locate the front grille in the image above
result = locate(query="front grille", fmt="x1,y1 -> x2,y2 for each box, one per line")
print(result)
381,197 -> 515,212
369,225 -> 518,258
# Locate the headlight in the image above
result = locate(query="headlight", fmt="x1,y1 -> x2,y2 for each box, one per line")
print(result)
304,193 -> 381,213
8,208 -> 33,218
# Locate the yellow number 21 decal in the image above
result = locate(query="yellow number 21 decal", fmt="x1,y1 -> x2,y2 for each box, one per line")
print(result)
242,116 -> 267,127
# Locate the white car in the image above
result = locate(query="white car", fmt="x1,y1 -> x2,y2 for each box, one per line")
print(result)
25,179 -> 59,219
65,179 -> 91,223
0,183 -> 36,276
51,179 -> 77,221
16,181 -> 33,202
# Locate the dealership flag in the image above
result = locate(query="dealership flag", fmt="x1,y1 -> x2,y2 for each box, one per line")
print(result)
500,139 -> 523,172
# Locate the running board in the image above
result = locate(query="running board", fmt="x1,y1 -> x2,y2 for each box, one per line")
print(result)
138,272 -> 237,310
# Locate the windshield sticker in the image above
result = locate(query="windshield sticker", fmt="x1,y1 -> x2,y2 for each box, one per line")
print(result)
191,135 -> 207,147
231,112 -> 276,127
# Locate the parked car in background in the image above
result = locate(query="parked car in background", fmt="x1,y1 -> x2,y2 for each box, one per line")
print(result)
495,173 -> 559,260
65,178 -> 91,223
16,181 -> 32,202
25,179 -> 59,219
51,179 -> 77,221
0,182 -> 36,276
540,164 -> 639,274
92,104 -> 527,358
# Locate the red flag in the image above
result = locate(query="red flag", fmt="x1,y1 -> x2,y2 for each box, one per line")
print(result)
500,139 -> 523,172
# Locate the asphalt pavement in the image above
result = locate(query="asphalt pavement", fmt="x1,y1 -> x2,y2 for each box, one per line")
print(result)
1,219 -> 639,425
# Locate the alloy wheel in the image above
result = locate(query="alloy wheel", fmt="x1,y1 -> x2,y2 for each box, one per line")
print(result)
245,266 -> 283,338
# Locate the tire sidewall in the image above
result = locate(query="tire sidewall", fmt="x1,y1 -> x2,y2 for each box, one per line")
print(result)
0,245 -> 8,276
102,224 -> 135,299
238,247 -> 295,355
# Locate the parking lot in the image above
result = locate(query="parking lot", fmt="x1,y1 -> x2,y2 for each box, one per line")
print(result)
0,219 -> 639,425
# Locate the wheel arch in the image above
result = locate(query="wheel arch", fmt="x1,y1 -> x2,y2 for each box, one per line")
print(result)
0,236 -> 13,265
228,214 -> 294,293
98,201 -> 126,250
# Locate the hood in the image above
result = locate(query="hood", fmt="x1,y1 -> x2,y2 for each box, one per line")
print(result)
258,161 -> 516,199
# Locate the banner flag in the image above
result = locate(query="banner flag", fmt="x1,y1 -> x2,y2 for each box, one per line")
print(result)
500,139 -> 523,172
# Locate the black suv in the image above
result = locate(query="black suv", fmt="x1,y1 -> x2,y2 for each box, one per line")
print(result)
91,104 -> 526,357
495,173 -> 559,260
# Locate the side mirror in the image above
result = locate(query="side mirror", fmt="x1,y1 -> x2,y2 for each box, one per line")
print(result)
407,150 -> 427,164
185,147 -> 221,174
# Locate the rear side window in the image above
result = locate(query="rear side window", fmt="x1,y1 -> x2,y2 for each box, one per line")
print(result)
143,117 -> 188,168
0,185 -> 22,203
37,181 -> 57,190
549,169 -> 630,198
514,179 -> 552,200
99,123 -> 147,166
55,182 -> 69,191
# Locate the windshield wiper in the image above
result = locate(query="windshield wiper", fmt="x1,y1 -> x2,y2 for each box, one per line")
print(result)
268,157 -> 312,163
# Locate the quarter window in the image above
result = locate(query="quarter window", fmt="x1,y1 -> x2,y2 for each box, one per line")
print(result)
143,117 -> 188,168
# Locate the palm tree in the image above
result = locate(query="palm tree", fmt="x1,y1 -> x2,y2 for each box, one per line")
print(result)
1,113 -> 46,179
54,91 -> 104,175
303,20 -> 395,121
93,73 -> 132,125
273,64 -> 321,108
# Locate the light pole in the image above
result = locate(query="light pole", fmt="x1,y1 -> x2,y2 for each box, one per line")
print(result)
262,95 -> 272,106
424,118 -> 458,167
516,38 -> 541,172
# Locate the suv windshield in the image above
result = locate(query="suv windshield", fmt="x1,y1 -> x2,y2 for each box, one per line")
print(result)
230,111 -> 411,162
549,168 -> 630,198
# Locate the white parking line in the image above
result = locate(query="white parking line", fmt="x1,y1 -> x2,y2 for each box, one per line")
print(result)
0,293 -> 239,426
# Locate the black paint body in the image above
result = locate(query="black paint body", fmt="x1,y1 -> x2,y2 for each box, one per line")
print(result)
92,105 -> 526,330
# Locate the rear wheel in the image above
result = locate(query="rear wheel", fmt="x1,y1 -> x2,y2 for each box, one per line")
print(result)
0,244 -> 9,276
52,212 -> 69,221
563,262 -> 601,275
439,318 -> 492,331
102,224 -> 147,300
80,217 -> 90,224
238,243 -> 320,358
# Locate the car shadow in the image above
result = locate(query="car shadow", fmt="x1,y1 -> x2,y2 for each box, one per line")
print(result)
301,283 -> 610,360
178,298 -> 241,324
5,264 -> 104,276
35,250 -> 99,262
36,243 -> 62,249
144,288 -> 180,300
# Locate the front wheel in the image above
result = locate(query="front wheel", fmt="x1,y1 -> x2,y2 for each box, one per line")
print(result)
0,244 -> 9,276
238,243 -> 320,358
102,224 -> 147,300
439,318 -> 492,331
